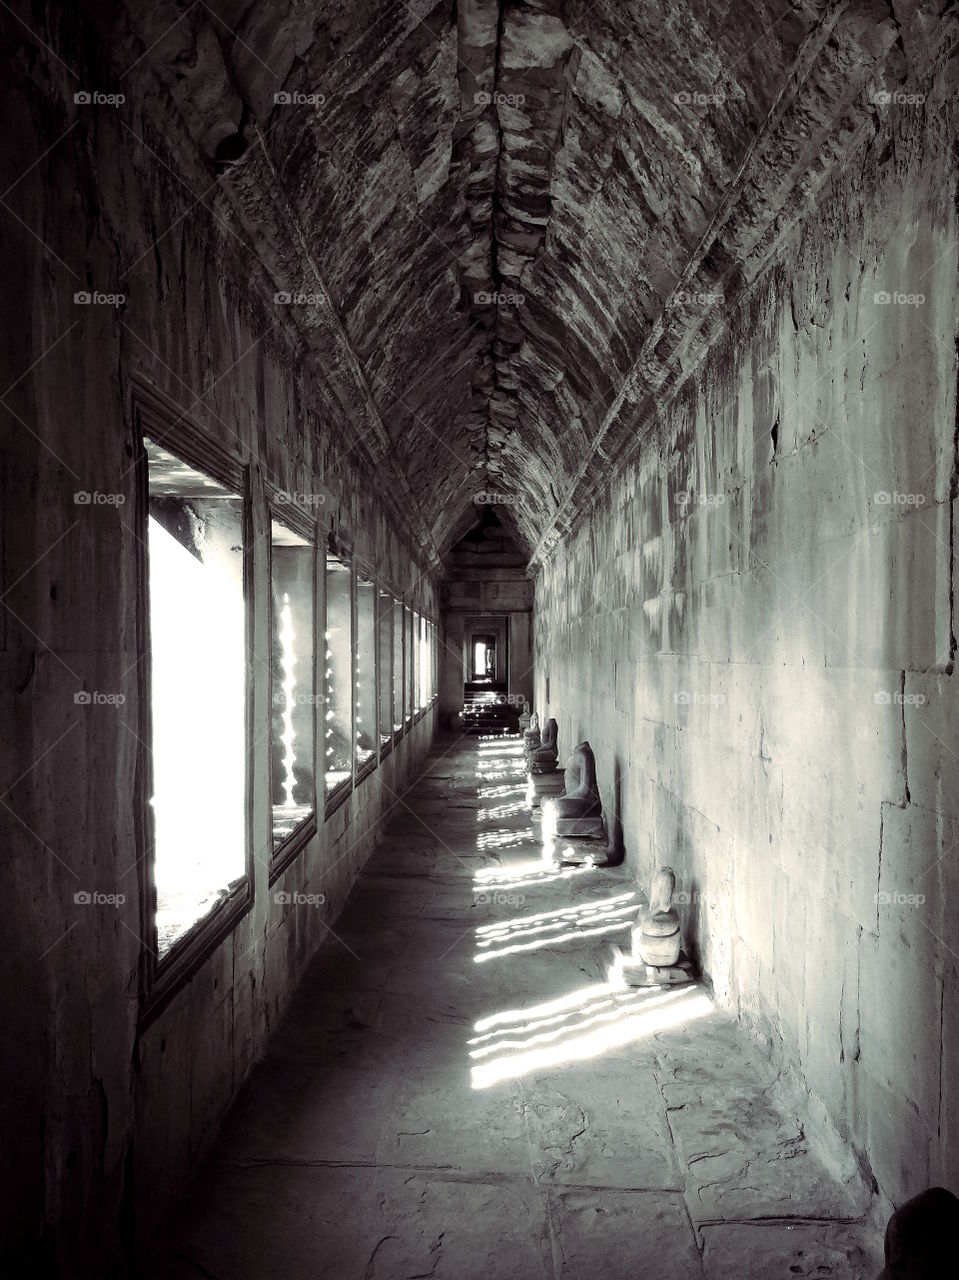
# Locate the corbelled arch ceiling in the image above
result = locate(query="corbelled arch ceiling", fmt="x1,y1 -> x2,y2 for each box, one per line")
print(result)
123,0 -> 945,565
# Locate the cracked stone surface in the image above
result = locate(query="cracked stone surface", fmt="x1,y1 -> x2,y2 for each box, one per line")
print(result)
142,736 -> 881,1278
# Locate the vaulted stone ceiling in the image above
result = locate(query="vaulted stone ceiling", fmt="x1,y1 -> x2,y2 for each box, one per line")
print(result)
125,0 -> 944,561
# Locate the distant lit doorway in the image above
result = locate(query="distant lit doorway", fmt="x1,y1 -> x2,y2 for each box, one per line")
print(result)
460,616 -> 513,731
471,633 -> 496,681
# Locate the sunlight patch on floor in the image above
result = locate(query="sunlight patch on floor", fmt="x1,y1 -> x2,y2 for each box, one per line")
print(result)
472,864 -> 596,892
474,892 -> 639,961
471,983 -> 713,1088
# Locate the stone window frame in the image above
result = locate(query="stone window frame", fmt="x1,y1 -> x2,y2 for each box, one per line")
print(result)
131,382 -> 255,1027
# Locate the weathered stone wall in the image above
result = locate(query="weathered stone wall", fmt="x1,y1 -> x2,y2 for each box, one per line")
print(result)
534,93 -> 959,1208
0,11 -> 437,1276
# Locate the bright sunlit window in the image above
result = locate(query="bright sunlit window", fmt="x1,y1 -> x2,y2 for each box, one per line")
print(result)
413,611 -> 422,711
355,575 -> 376,770
144,438 -> 247,956
269,516 -> 316,851
428,620 -> 436,703
418,614 -> 429,710
405,604 -> 415,724
392,596 -> 404,733
325,553 -> 352,797
377,589 -> 393,749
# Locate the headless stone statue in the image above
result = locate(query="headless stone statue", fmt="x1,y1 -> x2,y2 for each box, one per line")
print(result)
541,740 -> 605,846
530,718 -> 559,773
634,867 -> 682,967
552,741 -> 602,818
877,1186 -> 959,1279
526,720 -> 563,810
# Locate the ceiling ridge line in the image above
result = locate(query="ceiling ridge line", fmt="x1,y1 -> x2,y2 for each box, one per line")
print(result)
244,122 -> 444,569
483,0 -> 510,490
525,0 -> 855,572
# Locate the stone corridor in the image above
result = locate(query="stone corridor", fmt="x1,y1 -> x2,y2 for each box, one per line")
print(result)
148,735 -> 882,1279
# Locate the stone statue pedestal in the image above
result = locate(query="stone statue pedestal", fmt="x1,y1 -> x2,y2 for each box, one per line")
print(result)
526,771 -> 565,810
544,835 -> 609,867
551,814 -> 605,839
609,943 -> 694,989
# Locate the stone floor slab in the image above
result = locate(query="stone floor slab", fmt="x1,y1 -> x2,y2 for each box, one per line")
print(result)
551,1190 -> 705,1279
143,735 -> 881,1279
700,1220 -> 880,1277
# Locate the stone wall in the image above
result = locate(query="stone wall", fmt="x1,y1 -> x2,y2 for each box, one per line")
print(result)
533,92 -> 959,1208
0,13 -> 437,1276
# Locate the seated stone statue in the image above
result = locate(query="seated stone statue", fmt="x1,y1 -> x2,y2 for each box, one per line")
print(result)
542,741 -> 604,841
553,740 -> 601,818
634,867 -> 682,967
529,718 -> 558,773
527,716 -> 558,773
877,1186 -> 959,1278
526,720 -> 562,809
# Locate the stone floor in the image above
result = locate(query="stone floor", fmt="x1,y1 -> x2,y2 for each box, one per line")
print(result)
148,734 -> 883,1279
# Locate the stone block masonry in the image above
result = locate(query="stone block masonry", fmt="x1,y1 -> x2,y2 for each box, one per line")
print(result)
533,85 -> 959,1211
